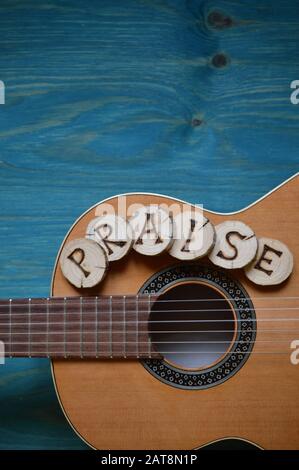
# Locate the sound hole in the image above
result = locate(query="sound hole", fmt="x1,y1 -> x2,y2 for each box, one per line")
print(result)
149,282 -> 236,370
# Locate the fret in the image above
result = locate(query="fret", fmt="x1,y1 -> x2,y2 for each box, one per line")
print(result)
123,295 -> 126,358
123,295 -> 139,358
64,297 -> 80,357
80,297 -> 83,358
9,299 -> 12,358
148,294 -> 151,358
136,294 -> 139,358
136,295 -> 149,357
111,296 -> 124,357
46,297 -> 49,358
64,297 -> 67,358
95,296 -> 98,358
109,296 -> 113,358
30,298 -> 47,357
48,297 -> 65,357
98,296 -> 110,357
81,296 -> 97,358
28,298 -> 31,358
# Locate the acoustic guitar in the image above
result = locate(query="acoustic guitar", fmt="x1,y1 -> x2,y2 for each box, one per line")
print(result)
0,175 -> 298,450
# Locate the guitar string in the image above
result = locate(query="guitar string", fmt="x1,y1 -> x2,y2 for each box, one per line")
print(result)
1,329 -> 298,333
3,352 -> 295,355
1,307 -> 299,317
0,295 -> 299,307
1,340 -> 297,344
0,329 -> 298,343
2,318 -> 299,325
1,323 -> 298,348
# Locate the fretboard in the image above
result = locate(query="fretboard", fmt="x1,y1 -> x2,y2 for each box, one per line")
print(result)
0,296 -> 161,359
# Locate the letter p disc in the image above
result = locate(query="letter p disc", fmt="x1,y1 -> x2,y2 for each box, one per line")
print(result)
60,238 -> 108,288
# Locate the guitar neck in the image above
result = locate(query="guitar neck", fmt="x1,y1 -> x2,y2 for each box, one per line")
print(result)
0,295 -> 161,359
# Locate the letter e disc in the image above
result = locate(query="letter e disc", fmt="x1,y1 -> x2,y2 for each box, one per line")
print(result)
245,237 -> 293,285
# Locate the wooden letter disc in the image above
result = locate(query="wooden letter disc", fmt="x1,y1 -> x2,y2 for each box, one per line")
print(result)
244,237 -> 294,285
60,238 -> 108,288
208,221 -> 258,269
86,214 -> 133,262
130,205 -> 173,256
169,210 -> 215,260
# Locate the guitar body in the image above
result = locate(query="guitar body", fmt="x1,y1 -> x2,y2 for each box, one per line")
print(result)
51,176 -> 299,450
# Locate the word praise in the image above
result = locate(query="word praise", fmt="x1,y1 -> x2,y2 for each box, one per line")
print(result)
60,204 -> 293,289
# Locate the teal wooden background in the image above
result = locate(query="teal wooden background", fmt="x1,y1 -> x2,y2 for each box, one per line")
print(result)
0,0 -> 298,449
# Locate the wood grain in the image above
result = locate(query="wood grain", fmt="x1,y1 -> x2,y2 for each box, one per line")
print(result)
0,0 -> 298,449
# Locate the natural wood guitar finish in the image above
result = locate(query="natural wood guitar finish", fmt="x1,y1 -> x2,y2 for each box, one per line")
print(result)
50,175 -> 299,450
